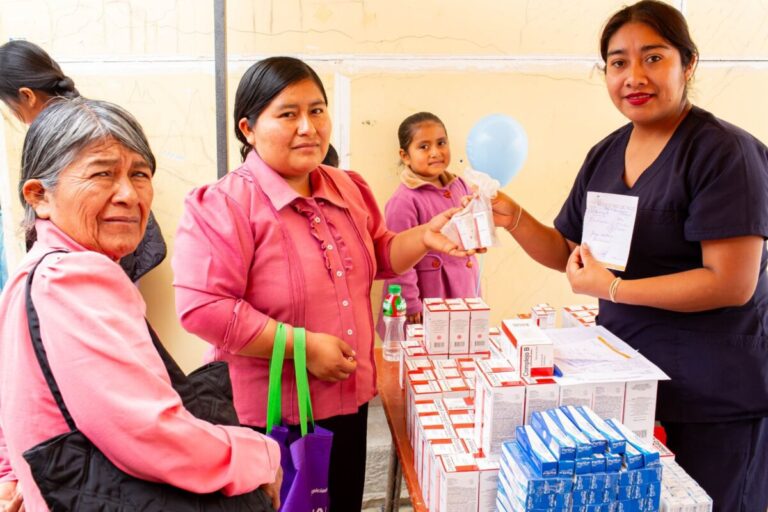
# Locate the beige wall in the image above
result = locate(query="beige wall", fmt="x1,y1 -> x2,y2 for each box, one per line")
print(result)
2,1 -> 767,371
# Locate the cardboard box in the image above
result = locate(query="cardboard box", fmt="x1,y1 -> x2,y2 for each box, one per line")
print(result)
531,303 -> 557,329
476,366 -> 526,459
557,379 -> 595,408
501,320 -> 554,377
622,380 -> 659,443
522,376 -> 559,424
592,381 -> 626,420
448,302 -> 470,355
468,300 -> 491,354
435,454 -> 479,512
424,302 -> 450,355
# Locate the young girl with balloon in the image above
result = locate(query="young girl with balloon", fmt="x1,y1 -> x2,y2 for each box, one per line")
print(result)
380,112 -> 479,325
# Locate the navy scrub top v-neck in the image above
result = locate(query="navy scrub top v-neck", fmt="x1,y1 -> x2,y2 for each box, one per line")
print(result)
554,106 -> 768,423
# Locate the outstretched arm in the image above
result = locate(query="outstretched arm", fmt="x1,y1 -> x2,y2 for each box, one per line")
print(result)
492,191 -> 575,271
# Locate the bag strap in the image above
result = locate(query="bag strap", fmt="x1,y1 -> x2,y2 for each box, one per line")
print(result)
25,251 -> 77,430
266,323 -> 314,436
292,327 -> 314,436
266,323 -> 287,434
25,251 -> 192,432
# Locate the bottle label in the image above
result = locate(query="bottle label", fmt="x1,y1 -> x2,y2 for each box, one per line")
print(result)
382,293 -> 407,317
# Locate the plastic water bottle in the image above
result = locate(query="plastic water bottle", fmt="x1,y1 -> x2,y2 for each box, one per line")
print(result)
382,284 -> 407,362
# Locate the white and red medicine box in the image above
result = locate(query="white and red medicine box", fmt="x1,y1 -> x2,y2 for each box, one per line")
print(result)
475,456 -> 500,512
522,376 -> 559,424
562,304 -> 598,328
501,320 -> 554,378
424,302 -> 450,355
468,300 -> 491,354
591,381 -> 626,421
399,341 -> 428,389
531,303 -> 557,329
448,302 -> 471,355
409,400 -> 440,445
476,366 -> 526,460
556,379 -> 594,408
623,379 -> 659,443
435,453 -> 480,512
425,436 -> 467,510
438,377 -> 471,400
406,323 -> 424,341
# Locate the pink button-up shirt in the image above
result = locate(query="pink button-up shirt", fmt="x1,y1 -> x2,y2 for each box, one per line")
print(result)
173,152 -> 397,426
0,221 -> 280,512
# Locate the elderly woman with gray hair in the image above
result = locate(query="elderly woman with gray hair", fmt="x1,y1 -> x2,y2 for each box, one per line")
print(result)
0,98 -> 281,512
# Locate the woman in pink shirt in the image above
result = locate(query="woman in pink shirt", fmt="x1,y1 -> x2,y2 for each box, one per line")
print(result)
172,56 -> 474,511
0,98 -> 281,512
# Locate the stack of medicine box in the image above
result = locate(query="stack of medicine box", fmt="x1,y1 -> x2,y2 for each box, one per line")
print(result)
472,358 -> 525,459
497,405 -> 663,512
409,395 -> 501,512
562,304 -> 599,328
547,326 -> 663,443
659,459 -> 713,511
422,297 -> 491,356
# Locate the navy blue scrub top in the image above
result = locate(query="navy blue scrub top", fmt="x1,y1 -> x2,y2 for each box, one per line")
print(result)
555,106 -> 768,422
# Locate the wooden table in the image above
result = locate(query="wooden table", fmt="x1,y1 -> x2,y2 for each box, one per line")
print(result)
375,348 -> 427,512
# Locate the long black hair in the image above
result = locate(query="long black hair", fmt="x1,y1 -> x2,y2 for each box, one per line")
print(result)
234,56 -> 327,161
0,40 -> 79,112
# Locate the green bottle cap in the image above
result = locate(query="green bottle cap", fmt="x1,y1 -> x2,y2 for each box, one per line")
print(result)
388,284 -> 402,294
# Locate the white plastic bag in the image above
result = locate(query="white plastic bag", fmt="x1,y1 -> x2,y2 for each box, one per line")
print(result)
440,168 -> 501,250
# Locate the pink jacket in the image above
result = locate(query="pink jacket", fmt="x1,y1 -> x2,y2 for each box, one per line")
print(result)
0,220 -> 280,512
382,177 -> 479,317
173,152 -> 397,426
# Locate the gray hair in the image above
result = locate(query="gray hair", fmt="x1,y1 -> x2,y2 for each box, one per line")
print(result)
19,97 -> 156,239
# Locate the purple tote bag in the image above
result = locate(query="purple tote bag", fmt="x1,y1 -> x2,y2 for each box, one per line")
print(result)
267,324 -> 333,511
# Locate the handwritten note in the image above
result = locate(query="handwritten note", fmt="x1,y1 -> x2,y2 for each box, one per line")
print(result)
582,192 -> 638,271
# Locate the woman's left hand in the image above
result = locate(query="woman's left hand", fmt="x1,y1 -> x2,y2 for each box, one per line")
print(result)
423,207 -> 486,257
565,243 -> 614,300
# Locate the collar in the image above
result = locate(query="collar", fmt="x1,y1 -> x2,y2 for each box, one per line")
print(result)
400,167 -> 456,190
244,151 -> 348,211
31,219 -> 103,257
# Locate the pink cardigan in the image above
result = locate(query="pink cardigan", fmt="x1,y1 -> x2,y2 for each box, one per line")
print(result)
0,220 -> 280,511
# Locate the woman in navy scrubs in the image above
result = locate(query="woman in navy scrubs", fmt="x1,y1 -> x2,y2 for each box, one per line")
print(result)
492,1 -> 768,510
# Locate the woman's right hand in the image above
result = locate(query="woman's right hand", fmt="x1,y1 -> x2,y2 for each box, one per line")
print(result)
305,331 -> 357,382
0,481 -> 23,512
260,466 -> 283,510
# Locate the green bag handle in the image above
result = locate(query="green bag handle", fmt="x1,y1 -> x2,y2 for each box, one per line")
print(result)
266,323 -> 314,437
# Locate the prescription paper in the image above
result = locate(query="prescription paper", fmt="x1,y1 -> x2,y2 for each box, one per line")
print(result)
582,191 -> 638,271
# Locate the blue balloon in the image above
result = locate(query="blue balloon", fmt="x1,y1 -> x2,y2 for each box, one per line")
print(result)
466,114 -> 528,186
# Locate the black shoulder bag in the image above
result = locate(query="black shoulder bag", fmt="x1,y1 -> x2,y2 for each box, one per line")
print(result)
21,252 -> 274,511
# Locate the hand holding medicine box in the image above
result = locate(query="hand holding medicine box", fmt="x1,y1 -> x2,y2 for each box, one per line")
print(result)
440,195 -> 497,250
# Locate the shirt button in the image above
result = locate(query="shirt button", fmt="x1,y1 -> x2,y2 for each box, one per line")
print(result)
336,270 -> 344,278
443,191 -> 452,198
342,300 -> 350,307
347,329 -> 354,336
432,260 -> 440,268
326,244 -> 333,251
314,216 -> 321,224
466,260 -> 473,268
